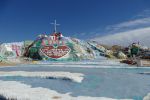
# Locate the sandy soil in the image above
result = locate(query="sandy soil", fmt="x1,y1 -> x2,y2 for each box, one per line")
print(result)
0,62 -> 17,67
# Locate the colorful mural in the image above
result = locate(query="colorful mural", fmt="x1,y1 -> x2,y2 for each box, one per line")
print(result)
40,46 -> 70,59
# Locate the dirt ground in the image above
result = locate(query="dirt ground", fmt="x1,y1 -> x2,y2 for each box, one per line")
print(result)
0,62 -> 17,67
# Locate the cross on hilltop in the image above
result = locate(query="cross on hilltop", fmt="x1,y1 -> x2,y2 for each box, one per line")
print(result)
51,20 -> 60,33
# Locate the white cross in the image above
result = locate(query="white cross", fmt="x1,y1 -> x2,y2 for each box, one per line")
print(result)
51,20 -> 60,33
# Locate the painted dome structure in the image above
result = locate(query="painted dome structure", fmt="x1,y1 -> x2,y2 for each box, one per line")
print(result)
23,20 -> 109,61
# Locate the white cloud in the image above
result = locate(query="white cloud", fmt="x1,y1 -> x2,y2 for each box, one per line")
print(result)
92,10 -> 150,47
93,27 -> 150,47
136,9 -> 150,18
106,17 -> 150,32
105,9 -> 150,33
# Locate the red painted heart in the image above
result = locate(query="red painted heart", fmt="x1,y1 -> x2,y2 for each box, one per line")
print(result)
40,46 -> 71,59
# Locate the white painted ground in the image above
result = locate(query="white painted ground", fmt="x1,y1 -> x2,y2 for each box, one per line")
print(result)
0,80 -> 133,100
0,71 -> 84,83
143,93 -> 150,100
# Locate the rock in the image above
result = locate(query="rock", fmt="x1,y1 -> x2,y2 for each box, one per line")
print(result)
143,93 -> 150,100
0,42 -> 24,58
117,51 -> 127,59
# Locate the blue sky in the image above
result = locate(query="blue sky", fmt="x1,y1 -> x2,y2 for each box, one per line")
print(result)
0,0 -> 150,42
